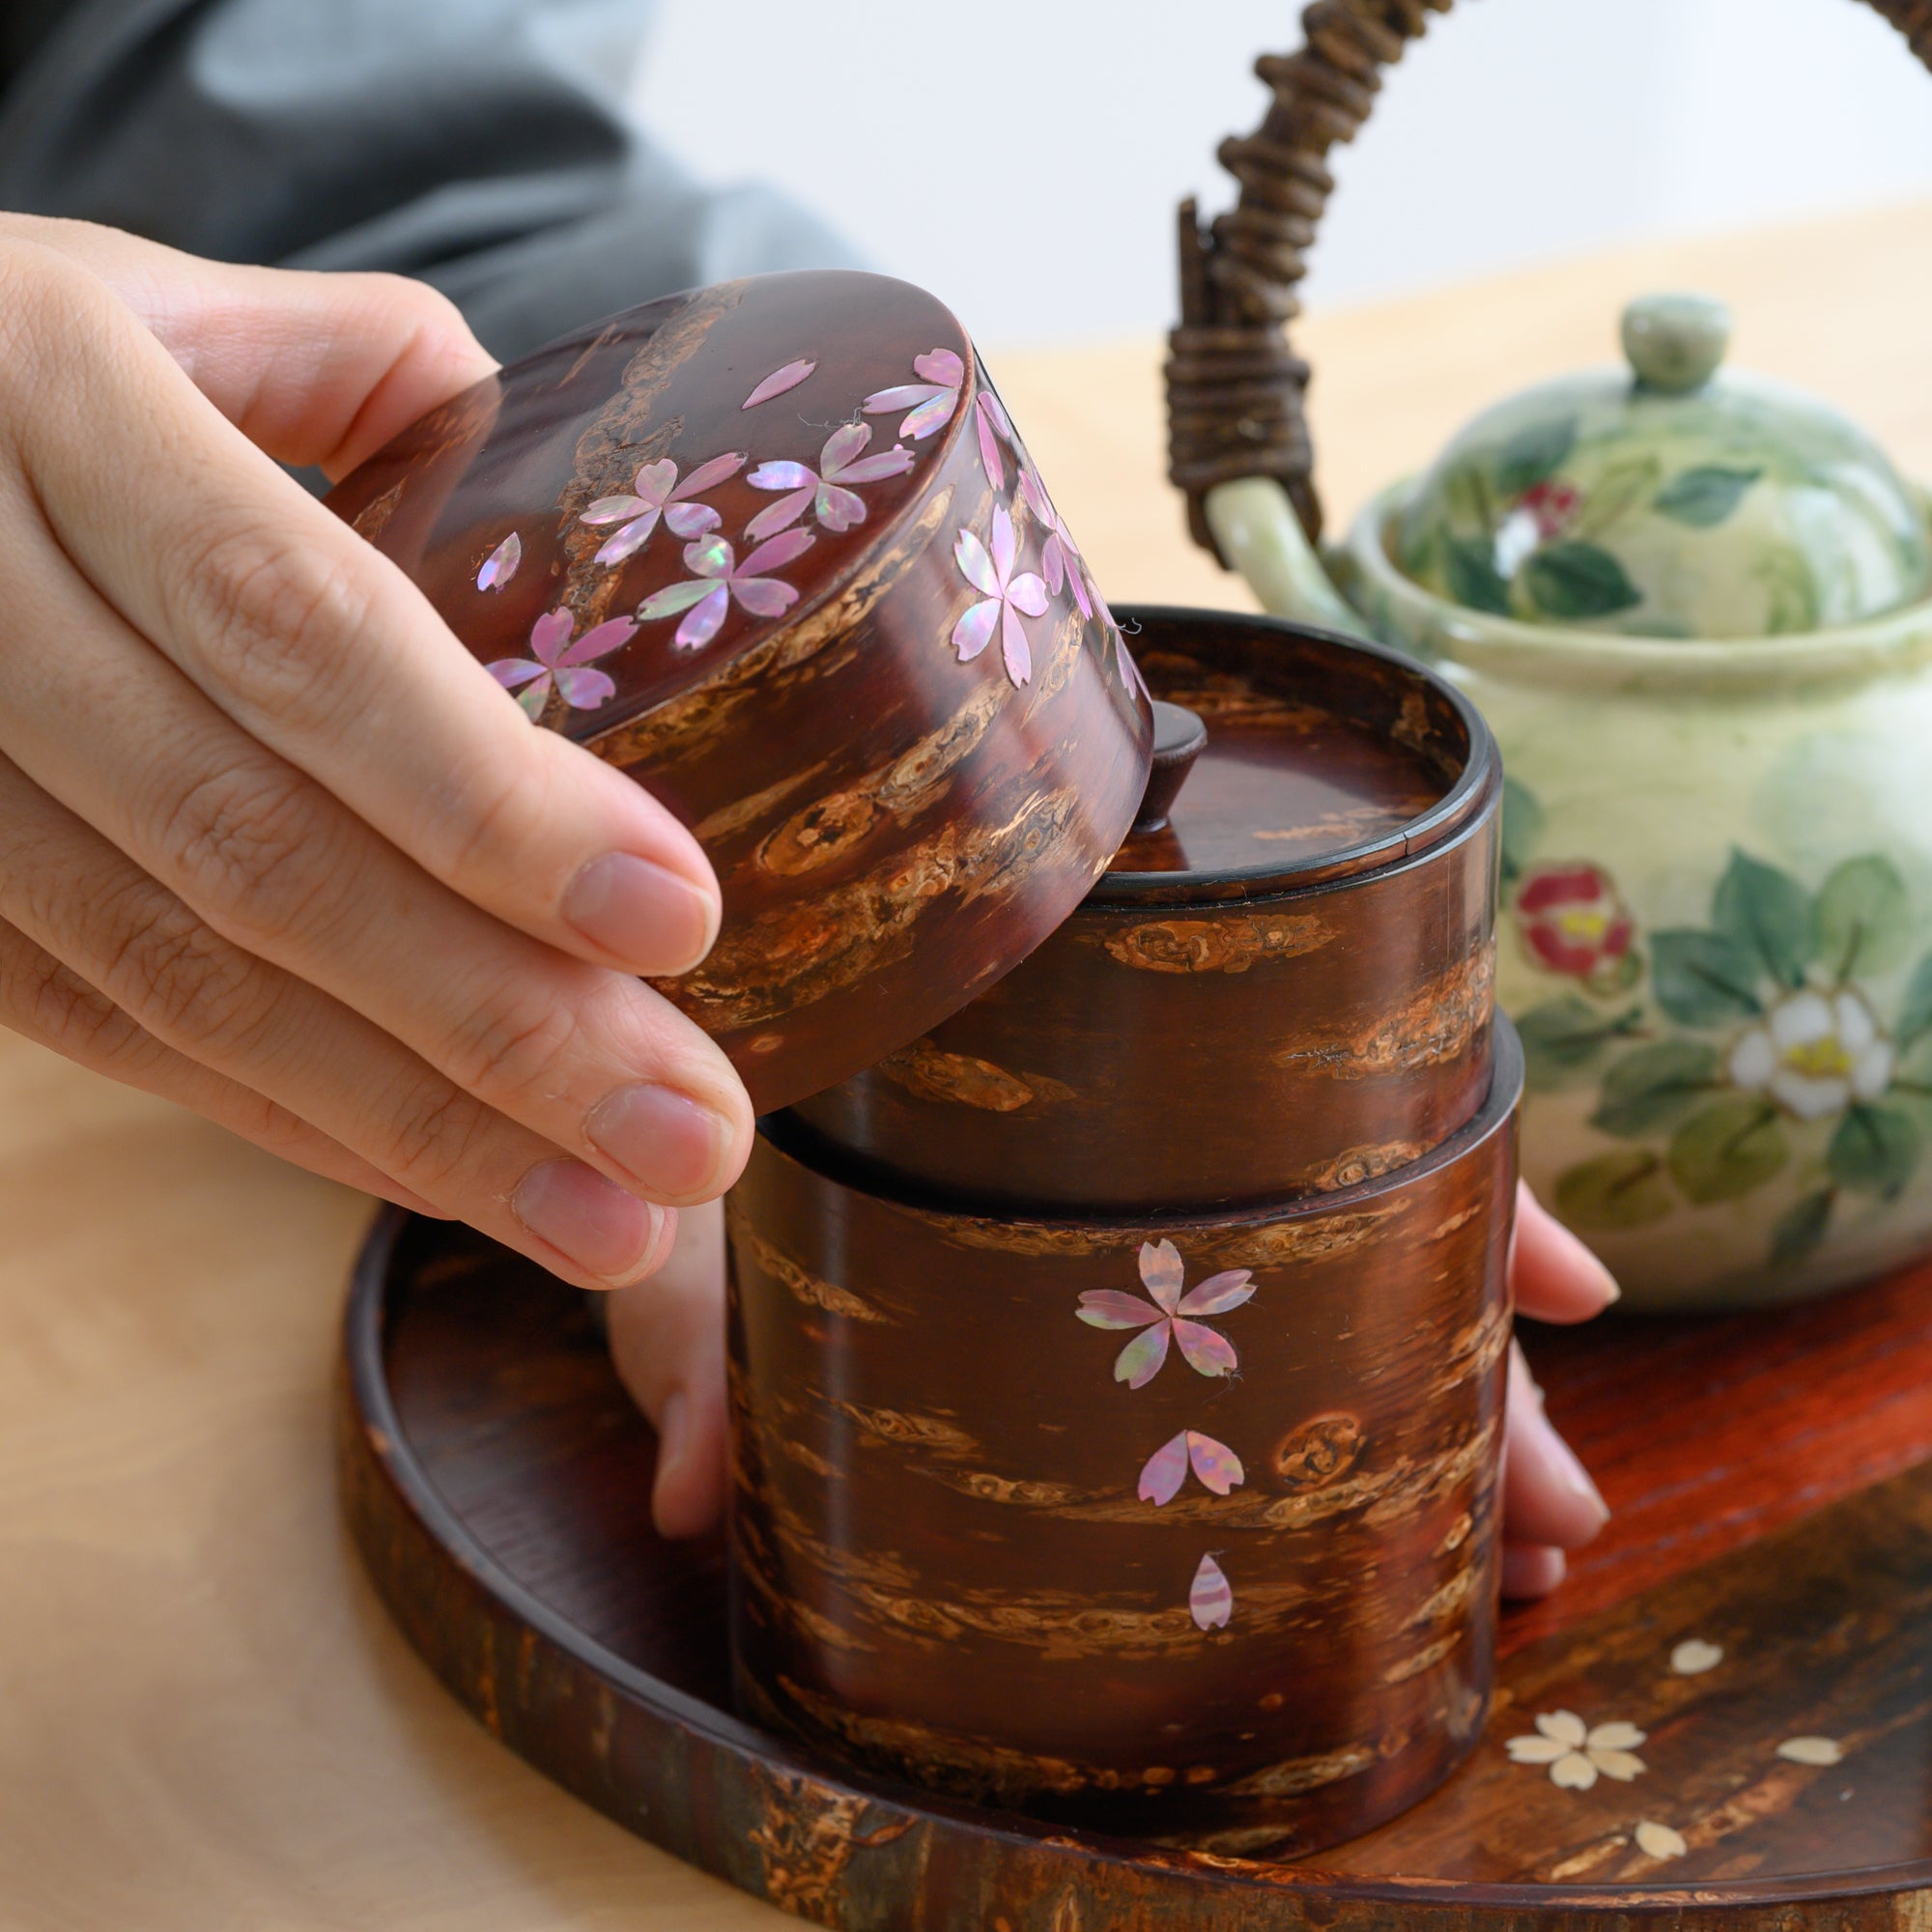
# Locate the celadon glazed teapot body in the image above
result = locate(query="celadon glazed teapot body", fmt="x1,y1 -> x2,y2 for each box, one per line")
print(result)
1199,294 -> 1932,1311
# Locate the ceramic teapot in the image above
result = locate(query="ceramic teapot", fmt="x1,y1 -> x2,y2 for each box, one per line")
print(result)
1167,6 -> 1932,1310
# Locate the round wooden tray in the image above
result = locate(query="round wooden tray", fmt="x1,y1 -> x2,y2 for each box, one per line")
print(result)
339,1207 -> 1932,1925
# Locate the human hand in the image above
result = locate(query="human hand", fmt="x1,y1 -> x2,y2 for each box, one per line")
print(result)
0,215 -> 753,1289
610,1181 -> 1620,1568
1501,1182 -> 1617,1597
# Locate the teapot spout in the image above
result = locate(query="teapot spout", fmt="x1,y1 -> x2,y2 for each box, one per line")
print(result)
1206,477 -> 1367,638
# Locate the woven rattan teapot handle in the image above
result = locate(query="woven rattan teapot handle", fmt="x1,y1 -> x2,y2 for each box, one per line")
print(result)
1167,0 -> 1932,560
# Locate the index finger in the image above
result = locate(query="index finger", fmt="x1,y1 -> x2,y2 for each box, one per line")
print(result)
1511,1182 -> 1622,1324
0,214 -> 497,477
4,237 -> 723,981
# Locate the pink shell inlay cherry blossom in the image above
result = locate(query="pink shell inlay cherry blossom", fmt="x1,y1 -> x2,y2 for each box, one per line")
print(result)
1014,460 -> 1144,698
1113,621 -> 1150,703
1075,1240 -> 1254,1389
1138,1431 -> 1245,1506
975,389 -> 1016,490
581,451 -> 747,567
634,527 -> 815,651
952,503 -> 1048,688
1017,464 -> 1092,620
486,607 -> 638,719
863,346 -> 963,441
1190,1553 -> 1234,1631
475,529 -> 522,592
745,421 -> 916,540
741,357 -> 816,410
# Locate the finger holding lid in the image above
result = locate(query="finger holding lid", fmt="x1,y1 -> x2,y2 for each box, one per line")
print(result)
4,240 -> 721,980
0,505 -> 752,1211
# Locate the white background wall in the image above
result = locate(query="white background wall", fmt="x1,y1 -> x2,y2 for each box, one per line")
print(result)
634,0 -> 1932,347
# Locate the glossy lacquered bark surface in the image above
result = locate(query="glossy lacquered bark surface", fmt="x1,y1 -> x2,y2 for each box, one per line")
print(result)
725,1023 -> 1521,1857
338,1201 -> 1932,1921
793,610 -> 1499,1209
325,270 -> 1151,1111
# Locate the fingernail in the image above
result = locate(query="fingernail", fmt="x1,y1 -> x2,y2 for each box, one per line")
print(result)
1501,1544 -> 1567,1601
1548,1426 -> 1611,1533
656,1388 -> 690,1485
586,1082 -> 727,1199
563,851 -> 718,975
512,1157 -> 665,1281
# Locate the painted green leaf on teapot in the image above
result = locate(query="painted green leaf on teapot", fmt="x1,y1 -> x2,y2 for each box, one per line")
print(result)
1554,1149 -> 1673,1230
1896,955 -> 1932,1051
1666,1097 -> 1788,1204
1713,848 -> 1814,990
1494,416 -> 1577,497
1813,855 -> 1909,980
1651,929 -> 1764,1025
1520,541 -> 1639,619
1498,776 -> 1546,889
1827,1102 -> 1921,1200
1770,1187 -> 1834,1264
1653,465 -> 1762,527
1589,1039 -> 1721,1137
1517,996 -> 1642,1092
1445,537 -> 1510,616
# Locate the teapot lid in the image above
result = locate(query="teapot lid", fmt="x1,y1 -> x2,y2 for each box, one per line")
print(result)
1391,293 -> 1932,639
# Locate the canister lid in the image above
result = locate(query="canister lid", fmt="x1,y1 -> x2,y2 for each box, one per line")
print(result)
325,270 -> 1151,1110
326,272 -> 987,737
1098,609 -> 1496,907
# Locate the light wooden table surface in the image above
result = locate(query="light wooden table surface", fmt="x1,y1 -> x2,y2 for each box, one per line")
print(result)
6,202 -> 1931,1927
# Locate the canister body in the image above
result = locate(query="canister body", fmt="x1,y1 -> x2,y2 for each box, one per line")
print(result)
791,609 -> 1500,1209
726,1021 -> 1520,1859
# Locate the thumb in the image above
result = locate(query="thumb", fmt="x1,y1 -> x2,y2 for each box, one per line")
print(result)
606,1197 -> 729,1540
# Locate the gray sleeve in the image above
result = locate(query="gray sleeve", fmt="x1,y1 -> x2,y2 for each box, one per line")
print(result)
0,0 -> 864,362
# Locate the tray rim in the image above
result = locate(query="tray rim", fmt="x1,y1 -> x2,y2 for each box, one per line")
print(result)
340,1205 -> 1932,1918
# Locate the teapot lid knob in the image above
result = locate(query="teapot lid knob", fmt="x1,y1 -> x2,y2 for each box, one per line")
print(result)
1621,292 -> 1732,393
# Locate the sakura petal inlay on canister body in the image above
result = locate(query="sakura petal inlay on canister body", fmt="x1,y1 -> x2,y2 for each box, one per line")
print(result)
1075,1240 -> 1252,1387
486,608 -> 637,718
726,1010 -> 1521,1855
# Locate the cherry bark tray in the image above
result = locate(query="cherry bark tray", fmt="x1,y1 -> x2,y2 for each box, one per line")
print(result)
337,1207 -> 1932,1924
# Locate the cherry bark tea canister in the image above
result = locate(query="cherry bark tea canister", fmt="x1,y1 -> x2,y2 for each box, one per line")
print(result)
726,607 -> 1518,1858
727,1024 -> 1521,1860
324,270 -> 1152,1111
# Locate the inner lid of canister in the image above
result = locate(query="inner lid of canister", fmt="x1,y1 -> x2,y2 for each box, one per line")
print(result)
1097,608 -> 1497,906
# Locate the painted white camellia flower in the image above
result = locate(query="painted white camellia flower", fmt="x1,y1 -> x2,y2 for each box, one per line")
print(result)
1505,1710 -> 1647,1789
1727,988 -> 1893,1121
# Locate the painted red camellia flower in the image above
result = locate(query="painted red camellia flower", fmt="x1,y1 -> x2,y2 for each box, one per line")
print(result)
1518,479 -> 1579,539
1517,864 -> 1636,991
